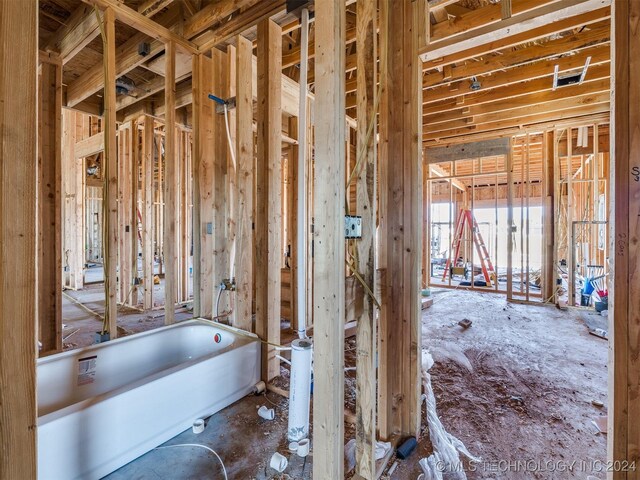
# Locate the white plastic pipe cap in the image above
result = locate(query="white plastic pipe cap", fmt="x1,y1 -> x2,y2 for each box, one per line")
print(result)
192,419 -> 205,434
270,452 -> 288,472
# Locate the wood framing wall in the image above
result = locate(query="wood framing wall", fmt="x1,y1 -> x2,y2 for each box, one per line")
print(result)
0,0 -> 38,475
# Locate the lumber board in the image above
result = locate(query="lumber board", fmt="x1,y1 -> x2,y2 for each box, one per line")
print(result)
43,4 -> 102,64
355,0 -> 377,477
163,40 -> 176,324
103,7 -> 118,337
312,0 -> 346,477
256,19 -> 282,381
378,0 -> 423,440
234,35 -> 254,331
75,131 -> 104,158
425,138 -> 510,163
420,0 -> 611,61
38,61 -> 63,355
142,117 -> 154,309
0,0 -> 38,474
610,0 -> 640,475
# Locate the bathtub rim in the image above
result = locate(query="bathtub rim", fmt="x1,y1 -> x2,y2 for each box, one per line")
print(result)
38,319 -> 260,422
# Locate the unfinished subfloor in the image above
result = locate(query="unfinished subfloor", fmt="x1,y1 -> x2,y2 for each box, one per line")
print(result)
62,288 -> 607,479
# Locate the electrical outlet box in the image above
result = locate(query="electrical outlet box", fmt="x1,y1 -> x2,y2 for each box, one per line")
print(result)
206,222 -> 213,235
345,215 -> 362,239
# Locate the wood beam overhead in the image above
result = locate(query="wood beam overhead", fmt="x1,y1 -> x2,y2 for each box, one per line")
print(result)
66,7 -> 181,108
182,0 -> 255,39
423,62 -> 611,115
424,43 -> 610,102
81,0 -> 198,53
0,0 -> 38,475
425,137 -> 510,163
193,0 -> 287,51
423,23 -> 610,88
424,102 -> 609,141
420,0 -> 611,62
422,6 -> 610,70
137,0 -> 175,17
424,79 -> 611,126
43,4 -> 102,64
610,0 -> 640,475
313,0 -> 346,477
425,93 -> 610,133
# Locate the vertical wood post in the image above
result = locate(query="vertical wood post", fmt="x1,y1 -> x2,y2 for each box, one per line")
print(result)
378,0 -> 423,439
543,130 -> 555,303
163,40 -> 176,324
142,116 -> 154,309
0,0 -> 38,475
313,0 -> 346,477
211,47 -> 229,316
256,18 -> 282,381
610,0 -> 640,475
234,35 -> 254,331
355,0 -> 377,476
103,7 -> 118,337
38,59 -> 63,354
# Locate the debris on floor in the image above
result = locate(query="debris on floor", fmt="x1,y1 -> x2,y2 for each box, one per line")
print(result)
458,319 -> 472,329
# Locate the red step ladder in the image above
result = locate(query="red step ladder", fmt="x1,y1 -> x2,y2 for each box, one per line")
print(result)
442,209 -> 496,286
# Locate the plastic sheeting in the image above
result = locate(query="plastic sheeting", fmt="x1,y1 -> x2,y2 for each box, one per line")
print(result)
419,350 -> 480,480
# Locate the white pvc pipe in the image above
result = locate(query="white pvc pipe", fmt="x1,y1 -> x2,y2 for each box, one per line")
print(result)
287,338 -> 312,441
296,7 -> 309,339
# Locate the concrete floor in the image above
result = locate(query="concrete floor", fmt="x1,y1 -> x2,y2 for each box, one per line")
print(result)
58,286 -> 607,479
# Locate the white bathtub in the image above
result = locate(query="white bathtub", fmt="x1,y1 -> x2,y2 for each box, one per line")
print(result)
37,319 -> 260,480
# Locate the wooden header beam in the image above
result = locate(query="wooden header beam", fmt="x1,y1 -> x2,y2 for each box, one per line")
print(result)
425,137 -> 510,163
81,0 -> 198,54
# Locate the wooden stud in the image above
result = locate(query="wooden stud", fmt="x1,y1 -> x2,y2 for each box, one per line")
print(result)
211,47 -> 229,316
103,7 -> 118,337
234,35 -> 254,331
378,0 -> 423,440
256,19 -> 282,380
542,130 -> 555,302
142,116 -> 155,310
610,0 -> 640,474
501,0 -> 512,19
163,40 -> 176,324
355,0 -> 377,476
38,61 -> 63,354
62,110 -> 85,291
0,0 -> 38,474
506,138 -> 513,301
312,0 -> 346,477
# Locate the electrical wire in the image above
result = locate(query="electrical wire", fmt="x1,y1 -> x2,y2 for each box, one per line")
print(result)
154,444 -> 228,480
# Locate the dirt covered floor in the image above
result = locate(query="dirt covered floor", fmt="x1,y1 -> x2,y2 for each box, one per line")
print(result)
63,285 -> 608,479
386,288 -> 608,480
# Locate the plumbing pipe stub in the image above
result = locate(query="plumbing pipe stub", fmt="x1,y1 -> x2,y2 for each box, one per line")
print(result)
192,419 -> 205,434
